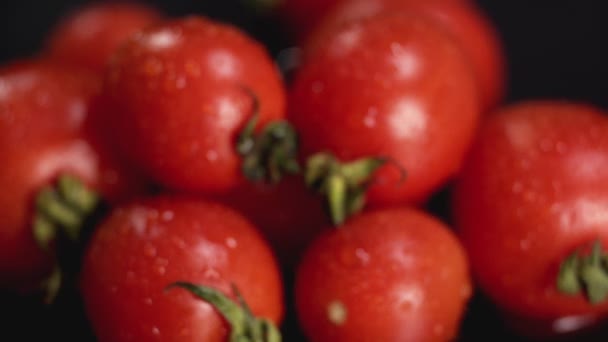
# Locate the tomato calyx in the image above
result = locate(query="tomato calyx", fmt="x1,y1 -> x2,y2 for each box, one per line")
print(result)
33,174 -> 100,303
304,153 -> 386,225
236,93 -> 299,184
167,282 -> 282,342
557,240 -> 608,304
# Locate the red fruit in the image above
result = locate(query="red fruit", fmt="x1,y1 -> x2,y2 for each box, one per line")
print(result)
45,3 -> 162,72
453,101 -> 608,320
289,13 -> 480,207
295,208 -> 472,341
218,176 -> 329,266
310,0 -> 505,112
104,16 -> 287,194
81,197 -> 283,342
0,62 -> 144,289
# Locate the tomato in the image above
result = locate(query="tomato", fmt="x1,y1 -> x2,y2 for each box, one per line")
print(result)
295,208 -> 472,341
0,62 -> 144,290
453,101 -> 608,320
288,13 -> 480,207
104,16 -> 287,194
0,60 -> 100,146
217,175 -> 329,267
45,3 -> 162,72
309,0 -> 505,112
81,197 -> 284,342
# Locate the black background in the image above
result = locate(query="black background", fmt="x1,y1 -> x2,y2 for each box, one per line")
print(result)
0,0 -> 607,341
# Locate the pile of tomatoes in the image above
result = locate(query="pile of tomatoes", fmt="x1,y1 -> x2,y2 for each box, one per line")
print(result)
1,1 -> 607,341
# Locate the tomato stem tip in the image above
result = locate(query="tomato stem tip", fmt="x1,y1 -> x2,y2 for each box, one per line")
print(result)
557,240 -> 608,304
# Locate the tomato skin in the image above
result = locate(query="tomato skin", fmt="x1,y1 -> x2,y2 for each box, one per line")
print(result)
310,0 -> 505,112
0,60 -> 100,146
289,14 -> 480,206
105,16 -> 286,194
45,3 -> 162,72
0,62 -> 145,289
217,176 -> 329,267
80,197 -> 284,342
453,101 -> 608,319
295,208 -> 472,341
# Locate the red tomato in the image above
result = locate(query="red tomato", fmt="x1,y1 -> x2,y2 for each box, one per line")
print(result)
81,197 -> 284,342
310,0 -> 505,112
453,101 -> 608,320
295,208 -> 472,341
0,60 -> 100,146
217,175 -> 329,267
0,62 -> 144,289
45,3 -> 162,72
104,16 -> 286,194
289,14 -> 480,206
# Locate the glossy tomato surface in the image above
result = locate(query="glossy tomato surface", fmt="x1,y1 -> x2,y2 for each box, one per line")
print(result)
453,101 -> 608,319
0,62 -> 144,289
104,16 -> 286,194
295,208 -> 472,341
310,0 -> 505,112
289,13 -> 480,206
0,60 -> 99,146
45,3 -> 162,72
81,197 -> 283,342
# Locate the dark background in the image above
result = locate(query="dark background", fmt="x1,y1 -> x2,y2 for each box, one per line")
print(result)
0,0 -> 607,341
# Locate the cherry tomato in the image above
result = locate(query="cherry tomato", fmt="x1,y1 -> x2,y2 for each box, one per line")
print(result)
0,62 -> 144,289
289,13 -> 480,206
81,197 -> 284,342
0,60 -> 100,146
310,0 -> 505,112
295,208 -> 472,341
104,16 -> 286,194
453,101 -> 608,320
45,3 -> 162,72
217,175 -> 329,267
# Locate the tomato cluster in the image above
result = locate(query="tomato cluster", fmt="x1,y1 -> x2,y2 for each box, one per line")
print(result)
1,1 -> 606,341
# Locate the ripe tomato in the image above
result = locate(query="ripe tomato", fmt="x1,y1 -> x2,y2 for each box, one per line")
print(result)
217,175 -> 329,267
45,3 -> 162,72
289,14 -> 480,207
0,62 -> 144,289
310,0 -> 505,112
104,16 -> 287,194
0,60 -> 100,146
295,208 -> 472,341
81,197 -> 284,342
453,101 -> 608,320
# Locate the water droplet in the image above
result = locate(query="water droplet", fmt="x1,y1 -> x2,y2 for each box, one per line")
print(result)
204,268 -> 220,280
206,150 -> 218,162
355,248 -> 370,266
175,77 -> 186,89
155,258 -> 169,267
327,300 -> 347,326
512,182 -> 523,194
171,237 -> 187,249
156,266 -> 166,275
433,324 -> 445,336
556,141 -> 567,154
519,239 -> 531,251
162,211 -> 174,222
363,107 -> 378,128
152,327 -> 160,336
144,297 -> 153,306
110,286 -> 118,294
225,237 -> 237,249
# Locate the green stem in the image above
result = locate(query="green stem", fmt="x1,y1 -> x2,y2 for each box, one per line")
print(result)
236,91 -> 300,184
304,153 -> 389,225
557,240 -> 608,304
166,282 -> 281,342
